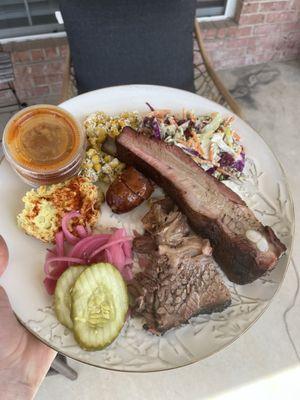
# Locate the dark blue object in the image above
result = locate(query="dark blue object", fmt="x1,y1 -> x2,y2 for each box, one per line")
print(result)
59,0 -> 196,94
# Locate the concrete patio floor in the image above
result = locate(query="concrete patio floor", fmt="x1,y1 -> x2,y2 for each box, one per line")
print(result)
1,59 -> 299,399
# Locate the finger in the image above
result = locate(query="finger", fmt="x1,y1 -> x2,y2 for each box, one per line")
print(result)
0,285 -> 11,310
0,235 -> 9,276
0,285 -> 16,326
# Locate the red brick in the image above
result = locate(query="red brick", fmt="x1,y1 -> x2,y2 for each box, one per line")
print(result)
227,26 -> 239,37
246,51 -> 275,65
231,46 -> 247,56
204,28 -> 217,39
259,1 -> 289,12
253,23 -> 281,35
224,37 -> 255,48
223,38 -> 245,48
239,13 -> 265,25
33,76 -> 46,86
245,0 -> 268,3
15,77 -> 34,89
31,49 -> 44,62
266,11 -> 297,23
30,63 -> 47,76
242,2 -> 260,14
289,0 -> 300,11
217,55 -> 247,69
13,65 -> 32,78
45,61 -> 65,74
281,21 -> 300,32
237,26 -> 253,37
257,49 -> 276,60
50,83 -> 62,94
12,51 -> 31,63
200,29 -> 207,40
203,40 -> 224,51
59,45 -> 69,57
33,86 -> 50,96
46,74 -> 64,84
217,27 -> 227,39
44,47 -> 59,60
16,88 -> 30,99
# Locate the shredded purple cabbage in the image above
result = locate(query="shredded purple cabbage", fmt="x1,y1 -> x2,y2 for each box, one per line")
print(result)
145,102 -> 155,111
176,143 -> 200,157
233,152 -> 245,172
184,129 -> 192,139
219,152 -> 234,167
142,116 -> 161,139
151,118 -> 161,139
219,152 -> 245,172
206,167 -> 216,175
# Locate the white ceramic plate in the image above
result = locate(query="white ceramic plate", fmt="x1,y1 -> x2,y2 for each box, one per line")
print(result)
0,85 -> 294,372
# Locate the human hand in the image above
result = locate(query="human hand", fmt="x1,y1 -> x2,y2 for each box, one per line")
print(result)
0,235 -> 57,400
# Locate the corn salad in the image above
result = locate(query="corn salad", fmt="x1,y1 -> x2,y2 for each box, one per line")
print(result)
81,111 -> 141,183
84,111 -> 140,147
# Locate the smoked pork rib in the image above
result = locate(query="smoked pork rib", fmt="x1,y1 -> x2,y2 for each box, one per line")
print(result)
116,127 -> 286,284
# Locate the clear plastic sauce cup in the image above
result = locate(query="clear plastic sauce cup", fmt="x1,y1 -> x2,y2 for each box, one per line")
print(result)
2,104 -> 86,186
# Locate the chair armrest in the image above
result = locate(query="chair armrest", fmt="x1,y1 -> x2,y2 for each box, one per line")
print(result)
60,47 -> 72,104
194,20 -> 244,119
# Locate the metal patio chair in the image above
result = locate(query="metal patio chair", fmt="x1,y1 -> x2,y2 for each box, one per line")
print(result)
0,50 -> 27,111
60,14 -> 242,117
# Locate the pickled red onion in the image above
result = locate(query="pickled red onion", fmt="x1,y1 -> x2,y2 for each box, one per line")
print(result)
76,225 -> 89,239
89,237 -> 132,260
43,276 -> 57,295
44,256 -> 85,278
55,231 -> 64,256
61,211 -> 81,244
68,234 -> 110,262
43,211 -> 133,295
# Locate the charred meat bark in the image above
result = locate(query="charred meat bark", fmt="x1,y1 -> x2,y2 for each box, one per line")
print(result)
130,199 -> 231,334
131,253 -> 231,334
117,127 -> 286,284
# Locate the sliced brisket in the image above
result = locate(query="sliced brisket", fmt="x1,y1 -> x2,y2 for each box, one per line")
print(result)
130,199 -> 231,334
117,127 -> 286,284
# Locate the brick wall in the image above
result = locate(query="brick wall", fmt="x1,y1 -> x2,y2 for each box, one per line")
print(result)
1,37 -> 68,107
13,45 -> 68,105
0,0 -> 299,106
201,0 -> 300,69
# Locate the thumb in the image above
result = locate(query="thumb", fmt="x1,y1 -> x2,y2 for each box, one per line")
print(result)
0,285 -> 12,313
0,285 -> 24,342
0,235 -> 9,276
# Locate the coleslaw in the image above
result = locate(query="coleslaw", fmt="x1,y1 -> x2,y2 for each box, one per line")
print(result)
140,106 -> 245,180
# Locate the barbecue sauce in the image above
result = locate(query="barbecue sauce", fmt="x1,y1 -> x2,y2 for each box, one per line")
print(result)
3,105 -> 85,186
5,106 -> 81,172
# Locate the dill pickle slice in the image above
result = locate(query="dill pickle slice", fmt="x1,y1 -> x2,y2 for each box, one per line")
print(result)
54,266 -> 86,329
71,263 -> 128,351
